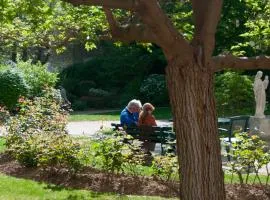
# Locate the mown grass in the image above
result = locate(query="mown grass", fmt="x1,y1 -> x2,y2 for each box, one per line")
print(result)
224,173 -> 270,184
0,171 -> 268,200
0,173 -> 176,200
69,107 -> 172,122
0,137 -> 6,153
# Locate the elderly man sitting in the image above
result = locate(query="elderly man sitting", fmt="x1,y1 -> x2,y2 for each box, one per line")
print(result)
120,99 -> 142,127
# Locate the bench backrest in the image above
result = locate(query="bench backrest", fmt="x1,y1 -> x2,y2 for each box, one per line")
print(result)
218,116 -> 250,142
125,125 -> 175,143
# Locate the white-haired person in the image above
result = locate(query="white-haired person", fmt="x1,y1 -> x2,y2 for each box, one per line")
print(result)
120,99 -> 142,127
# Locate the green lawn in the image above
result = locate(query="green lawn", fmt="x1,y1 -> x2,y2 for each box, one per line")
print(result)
0,173 -> 176,200
0,137 -> 5,153
69,107 -> 172,122
0,173 -> 268,200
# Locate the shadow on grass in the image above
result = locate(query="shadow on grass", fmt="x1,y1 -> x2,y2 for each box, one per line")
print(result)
43,184 -> 110,200
64,193 -> 108,200
45,184 -> 68,191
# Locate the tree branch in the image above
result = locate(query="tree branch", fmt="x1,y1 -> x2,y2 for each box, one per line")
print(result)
191,0 -> 223,60
136,0 -> 192,59
214,55 -> 270,71
64,0 -> 135,11
103,7 -> 157,43
64,0 -> 193,60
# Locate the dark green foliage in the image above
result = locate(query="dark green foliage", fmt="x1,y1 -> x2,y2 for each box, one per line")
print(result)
0,68 -> 28,109
215,71 -> 254,116
59,43 -> 167,109
140,74 -> 169,106
215,0 -> 250,55
77,81 -> 96,96
72,100 -> 89,111
119,77 -> 144,106
216,0 -> 269,56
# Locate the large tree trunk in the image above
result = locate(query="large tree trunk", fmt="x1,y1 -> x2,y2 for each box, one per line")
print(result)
166,58 -> 225,200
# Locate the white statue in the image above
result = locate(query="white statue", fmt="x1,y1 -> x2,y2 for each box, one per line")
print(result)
253,71 -> 269,118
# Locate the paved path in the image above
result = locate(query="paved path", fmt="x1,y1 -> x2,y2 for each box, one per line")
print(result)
71,109 -> 120,115
67,120 -> 173,136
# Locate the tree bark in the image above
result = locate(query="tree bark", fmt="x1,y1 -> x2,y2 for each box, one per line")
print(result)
214,55 -> 270,71
166,57 -> 225,200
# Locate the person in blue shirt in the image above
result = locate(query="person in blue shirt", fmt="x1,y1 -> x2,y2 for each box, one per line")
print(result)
120,99 -> 142,127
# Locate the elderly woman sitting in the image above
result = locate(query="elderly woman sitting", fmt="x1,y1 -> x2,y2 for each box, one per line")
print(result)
120,99 -> 142,127
138,103 -> 157,126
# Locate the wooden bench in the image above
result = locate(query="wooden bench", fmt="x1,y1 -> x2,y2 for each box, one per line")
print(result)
218,115 -> 250,142
112,115 -> 250,156
218,115 -> 250,161
111,123 -> 176,154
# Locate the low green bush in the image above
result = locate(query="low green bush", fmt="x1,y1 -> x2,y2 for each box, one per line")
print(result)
6,88 -> 81,170
79,132 -> 145,174
0,60 -> 58,109
215,71 -> 254,116
0,68 -> 29,109
16,60 -> 58,96
123,139 -> 145,176
151,154 -> 178,181
91,134 -> 130,173
227,133 -> 270,184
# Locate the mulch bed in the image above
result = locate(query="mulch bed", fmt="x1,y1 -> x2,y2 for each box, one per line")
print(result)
0,153 -> 270,199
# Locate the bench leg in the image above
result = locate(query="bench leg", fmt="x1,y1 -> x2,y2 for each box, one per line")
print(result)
142,141 -> 155,153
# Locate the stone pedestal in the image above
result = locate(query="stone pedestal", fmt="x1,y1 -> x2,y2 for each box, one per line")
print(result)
249,116 -> 270,145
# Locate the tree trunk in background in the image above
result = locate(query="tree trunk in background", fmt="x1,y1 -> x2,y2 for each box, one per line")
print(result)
166,58 -> 225,200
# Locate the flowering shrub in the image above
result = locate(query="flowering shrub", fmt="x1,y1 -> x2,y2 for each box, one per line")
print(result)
6,88 -> 81,170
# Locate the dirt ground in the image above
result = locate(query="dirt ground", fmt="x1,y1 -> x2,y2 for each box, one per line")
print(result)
0,153 -> 270,200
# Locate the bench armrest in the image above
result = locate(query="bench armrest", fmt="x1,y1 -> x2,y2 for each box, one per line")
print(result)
218,128 -> 229,132
111,123 -> 123,130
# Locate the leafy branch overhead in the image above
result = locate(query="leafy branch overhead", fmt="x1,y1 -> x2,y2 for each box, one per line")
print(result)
64,0 -> 270,69
0,0 -> 106,54
1,0 -> 269,66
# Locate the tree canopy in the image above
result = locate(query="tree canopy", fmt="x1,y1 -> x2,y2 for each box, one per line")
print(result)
0,0 -> 269,60
0,0 -> 105,58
